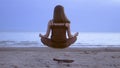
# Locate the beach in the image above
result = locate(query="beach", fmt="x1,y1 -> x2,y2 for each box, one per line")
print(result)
0,47 -> 120,68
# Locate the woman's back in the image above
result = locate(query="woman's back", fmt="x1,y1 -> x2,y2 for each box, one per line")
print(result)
51,23 -> 67,43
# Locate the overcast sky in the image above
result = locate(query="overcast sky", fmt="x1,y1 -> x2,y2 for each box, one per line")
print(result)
0,0 -> 120,32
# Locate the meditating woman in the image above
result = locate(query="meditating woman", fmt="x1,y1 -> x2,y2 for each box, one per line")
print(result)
39,5 -> 78,49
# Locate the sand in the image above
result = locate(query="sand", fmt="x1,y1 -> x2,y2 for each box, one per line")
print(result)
0,47 -> 120,68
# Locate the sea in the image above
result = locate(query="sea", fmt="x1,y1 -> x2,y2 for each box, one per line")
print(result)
0,32 -> 120,48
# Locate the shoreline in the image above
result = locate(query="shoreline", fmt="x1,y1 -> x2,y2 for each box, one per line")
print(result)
1,47 -> 120,52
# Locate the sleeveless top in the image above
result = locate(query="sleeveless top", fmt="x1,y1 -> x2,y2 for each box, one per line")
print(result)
50,23 -> 67,43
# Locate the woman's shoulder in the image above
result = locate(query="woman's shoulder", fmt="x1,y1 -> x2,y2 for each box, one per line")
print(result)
65,23 -> 70,27
48,19 -> 53,25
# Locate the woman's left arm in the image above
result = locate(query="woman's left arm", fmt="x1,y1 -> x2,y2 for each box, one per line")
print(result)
39,20 -> 52,38
44,20 -> 52,37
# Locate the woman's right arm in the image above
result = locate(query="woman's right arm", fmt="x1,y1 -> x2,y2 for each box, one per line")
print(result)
66,23 -> 79,38
66,23 -> 73,38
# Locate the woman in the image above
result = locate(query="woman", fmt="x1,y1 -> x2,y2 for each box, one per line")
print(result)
39,5 -> 78,48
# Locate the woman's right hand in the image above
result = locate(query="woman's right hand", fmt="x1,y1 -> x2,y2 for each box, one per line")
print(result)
74,32 -> 79,37
69,32 -> 79,38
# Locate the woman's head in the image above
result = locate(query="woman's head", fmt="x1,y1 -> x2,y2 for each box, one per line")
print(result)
53,5 -> 70,23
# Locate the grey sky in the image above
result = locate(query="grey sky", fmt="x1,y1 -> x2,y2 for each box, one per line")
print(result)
0,0 -> 120,32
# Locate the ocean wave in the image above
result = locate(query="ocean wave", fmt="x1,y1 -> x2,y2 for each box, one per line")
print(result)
0,40 -> 120,47
0,40 -> 40,47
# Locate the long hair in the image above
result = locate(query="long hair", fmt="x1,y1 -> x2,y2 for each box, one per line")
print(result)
53,5 -> 70,23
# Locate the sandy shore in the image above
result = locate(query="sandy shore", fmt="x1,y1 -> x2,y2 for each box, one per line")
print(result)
0,47 -> 120,68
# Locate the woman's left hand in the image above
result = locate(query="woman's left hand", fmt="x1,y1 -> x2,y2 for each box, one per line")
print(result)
39,34 -> 48,38
39,34 -> 43,37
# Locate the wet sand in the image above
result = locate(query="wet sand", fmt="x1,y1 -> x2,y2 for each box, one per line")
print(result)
0,47 -> 120,68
